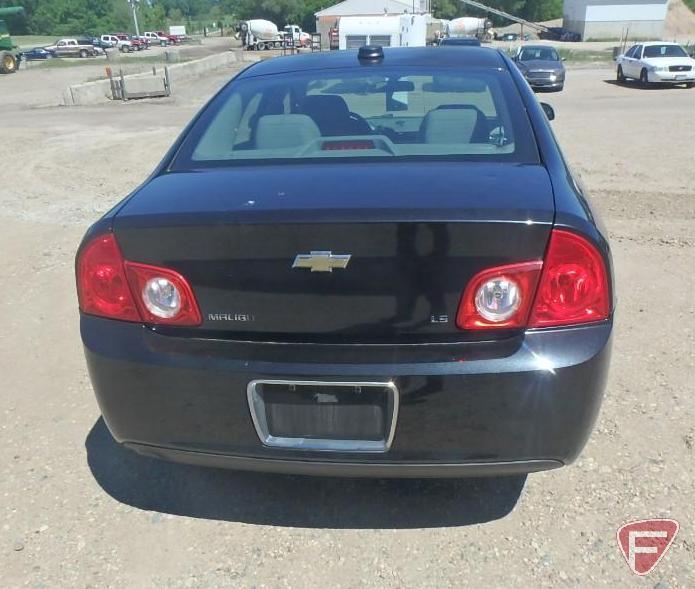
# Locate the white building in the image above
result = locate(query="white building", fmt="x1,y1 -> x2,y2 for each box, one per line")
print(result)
315,0 -> 430,48
563,0 -> 669,40
338,14 -> 427,49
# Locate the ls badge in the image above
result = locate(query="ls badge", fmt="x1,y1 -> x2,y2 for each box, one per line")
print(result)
292,251 -> 351,273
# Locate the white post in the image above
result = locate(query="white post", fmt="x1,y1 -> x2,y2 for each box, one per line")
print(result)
129,0 -> 140,37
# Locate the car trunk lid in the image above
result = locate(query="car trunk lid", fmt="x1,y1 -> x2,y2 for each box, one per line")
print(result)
113,162 -> 555,341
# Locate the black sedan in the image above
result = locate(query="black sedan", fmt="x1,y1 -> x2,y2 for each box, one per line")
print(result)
76,46 -> 613,478
21,47 -> 56,60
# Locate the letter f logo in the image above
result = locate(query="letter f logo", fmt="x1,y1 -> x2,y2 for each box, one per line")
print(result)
617,519 -> 679,576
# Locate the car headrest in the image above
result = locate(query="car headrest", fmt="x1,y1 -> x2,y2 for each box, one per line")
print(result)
422,107 -> 482,144
302,95 -> 350,116
255,114 -> 321,150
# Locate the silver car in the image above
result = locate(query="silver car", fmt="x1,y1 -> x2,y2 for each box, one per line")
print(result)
513,45 -> 566,92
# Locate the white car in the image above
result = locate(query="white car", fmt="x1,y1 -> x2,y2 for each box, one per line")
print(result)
616,42 -> 695,87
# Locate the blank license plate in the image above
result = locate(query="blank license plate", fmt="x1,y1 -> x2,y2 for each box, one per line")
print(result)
247,380 -> 399,452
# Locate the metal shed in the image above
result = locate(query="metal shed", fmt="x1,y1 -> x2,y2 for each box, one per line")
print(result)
563,0 -> 669,40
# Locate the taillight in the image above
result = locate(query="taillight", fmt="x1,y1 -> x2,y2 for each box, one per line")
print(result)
124,262 -> 201,326
456,262 -> 542,330
77,234 -> 139,321
456,229 -> 610,330
528,229 -> 610,328
77,233 -> 201,326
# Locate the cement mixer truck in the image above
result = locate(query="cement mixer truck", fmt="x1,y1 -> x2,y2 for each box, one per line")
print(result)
0,6 -> 23,74
236,20 -> 309,50
445,17 -> 493,41
236,19 -> 283,50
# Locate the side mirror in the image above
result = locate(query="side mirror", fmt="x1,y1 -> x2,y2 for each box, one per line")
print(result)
540,102 -> 555,121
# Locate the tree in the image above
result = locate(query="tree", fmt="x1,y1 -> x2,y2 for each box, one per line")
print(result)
522,0 -> 562,22
6,0 -> 565,36
431,0 -> 465,20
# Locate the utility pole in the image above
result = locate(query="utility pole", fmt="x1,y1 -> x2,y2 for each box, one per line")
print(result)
128,0 -> 140,36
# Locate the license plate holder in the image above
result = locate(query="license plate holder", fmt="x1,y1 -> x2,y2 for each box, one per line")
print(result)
247,380 -> 399,452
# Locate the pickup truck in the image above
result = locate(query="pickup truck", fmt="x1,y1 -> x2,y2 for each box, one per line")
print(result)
143,31 -> 172,46
113,32 -> 147,51
101,34 -> 131,52
45,38 -> 96,58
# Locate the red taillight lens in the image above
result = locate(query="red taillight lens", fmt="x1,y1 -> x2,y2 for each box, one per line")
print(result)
77,233 -> 201,326
456,230 -> 610,331
528,229 -> 610,327
77,234 -> 139,321
124,262 -> 202,326
456,261 -> 543,330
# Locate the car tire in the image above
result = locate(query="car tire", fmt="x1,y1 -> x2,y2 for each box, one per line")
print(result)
617,65 -> 625,83
46,53 -> 53,60
0,51 -> 18,74
640,68 -> 649,87
79,49 -> 88,58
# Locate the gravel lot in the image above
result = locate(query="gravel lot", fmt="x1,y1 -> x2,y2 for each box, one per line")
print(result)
1,60 -> 693,588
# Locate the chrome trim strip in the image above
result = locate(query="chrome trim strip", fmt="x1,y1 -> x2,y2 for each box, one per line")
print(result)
247,379 -> 399,453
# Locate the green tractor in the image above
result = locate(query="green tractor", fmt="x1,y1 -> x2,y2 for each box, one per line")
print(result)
0,6 -> 24,74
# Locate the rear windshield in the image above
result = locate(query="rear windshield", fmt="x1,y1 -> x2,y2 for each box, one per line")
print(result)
171,66 -> 539,169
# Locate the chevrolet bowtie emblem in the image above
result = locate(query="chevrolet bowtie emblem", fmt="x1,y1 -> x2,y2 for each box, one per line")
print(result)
292,251 -> 351,273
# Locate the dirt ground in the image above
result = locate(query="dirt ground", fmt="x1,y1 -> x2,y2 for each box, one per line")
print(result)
1,58 -> 694,588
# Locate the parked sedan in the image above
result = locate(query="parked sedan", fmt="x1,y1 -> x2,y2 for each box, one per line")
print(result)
513,44 -> 566,91
616,42 -> 695,87
21,47 -> 56,60
76,46 -> 613,478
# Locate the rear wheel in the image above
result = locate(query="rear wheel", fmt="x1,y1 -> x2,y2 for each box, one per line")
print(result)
0,51 -> 17,74
617,65 -> 625,83
79,49 -> 88,58
640,68 -> 649,87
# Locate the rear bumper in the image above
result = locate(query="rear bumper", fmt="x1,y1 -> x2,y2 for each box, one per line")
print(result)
82,315 -> 612,477
126,444 -> 561,478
